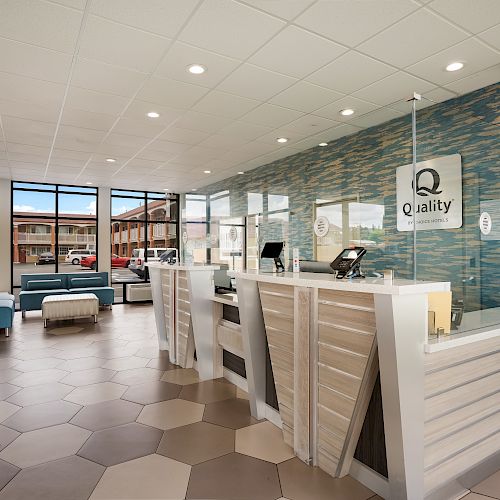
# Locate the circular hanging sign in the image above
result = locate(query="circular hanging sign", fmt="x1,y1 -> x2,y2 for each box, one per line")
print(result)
229,226 -> 238,242
314,216 -> 330,238
182,231 -> 188,244
479,212 -> 492,235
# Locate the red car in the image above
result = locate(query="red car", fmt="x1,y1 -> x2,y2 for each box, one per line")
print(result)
81,254 -> 130,270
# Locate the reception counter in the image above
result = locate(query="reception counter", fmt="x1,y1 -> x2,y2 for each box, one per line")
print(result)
233,270 -> 499,500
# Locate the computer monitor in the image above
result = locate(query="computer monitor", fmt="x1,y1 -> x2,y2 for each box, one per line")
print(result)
214,269 -> 233,293
261,242 -> 285,272
159,248 -> 177,264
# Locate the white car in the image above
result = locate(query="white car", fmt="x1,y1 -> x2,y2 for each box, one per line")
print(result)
65,249 -> 96,265
129,248 -> 177,278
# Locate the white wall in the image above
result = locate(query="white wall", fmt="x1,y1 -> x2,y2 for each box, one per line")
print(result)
97,186 -> 111,283
0,179 -> 10,292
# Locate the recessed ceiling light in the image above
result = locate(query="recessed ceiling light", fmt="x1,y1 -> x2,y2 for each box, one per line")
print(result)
340,108 -> 354,116
191,188 -> 197,191
147,111 -> 160,118
237,171 -> 244,175
85,182 -> 93,185
188,64 -> 206,75
163,188 -> 169,191
203,170 -> 211,174
319,142 -> 328,147
106,158 -> 116,163
446,61 -> 464,72
276,137 -> 288,143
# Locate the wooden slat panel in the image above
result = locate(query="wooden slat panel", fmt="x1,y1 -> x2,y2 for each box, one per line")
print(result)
279,404 -> 293,430
318,405 -> 350,438
259,282 -> 294,297
261,293 -> 294,315
425,371 -> 500,421
317,449 -> 339,477
276,383 -> 293,409
267,327 -> 293,352
177,300 -> 190,315
318,385 -> 355,420
178,320 -> 190,337
319,344 -> 367,379
318,364 -> 361,400
177,271 -> 186,279
217,324 -> 244,357
273,367 -> 293,389
319,323 -> 374,357
318,303 -> 376,334
425,392 -> 500,445
262,311 -> 294,333
282,424 -> 294,448
319,427 -> 344,458
177,276 -> 188,289
318,289 -> 374,310
177,288 -> 190,303
177,309 -> 190,325
269,345 -> 293,372
425,352 -> 500,398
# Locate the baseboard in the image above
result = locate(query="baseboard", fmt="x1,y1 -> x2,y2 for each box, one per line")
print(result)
223,368 -> 248,392
349,459 -> 389,499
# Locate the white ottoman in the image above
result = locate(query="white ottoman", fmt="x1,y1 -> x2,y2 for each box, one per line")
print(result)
42,293 -> 99,328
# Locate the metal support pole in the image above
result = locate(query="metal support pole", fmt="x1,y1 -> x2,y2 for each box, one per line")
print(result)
409,92 -> 421,280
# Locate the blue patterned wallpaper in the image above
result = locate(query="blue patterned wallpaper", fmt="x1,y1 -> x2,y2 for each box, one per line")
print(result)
195,83 -> 500,311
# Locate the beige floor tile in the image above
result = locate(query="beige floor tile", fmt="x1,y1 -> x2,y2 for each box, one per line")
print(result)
0,423 -> 91,468
472,470 -> 500,499
161,368 -> 200,385
462,494 -> 497,499
236,421 -> 294,463
0,401 -> 20,422
102,356 -> 149,371
236,387 -> 249,400
10,368 -> 68,387
90,453 -> 190,500
64,382 -> 127,406
137,399 -> 205,430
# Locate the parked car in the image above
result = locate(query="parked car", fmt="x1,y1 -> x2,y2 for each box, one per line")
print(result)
81,254 -> 130,270
129,248 -> 177,279
65,249 -> 95,265
37,252 -> 56,265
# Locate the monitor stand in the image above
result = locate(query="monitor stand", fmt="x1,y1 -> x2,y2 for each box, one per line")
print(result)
274,257 -> 285,273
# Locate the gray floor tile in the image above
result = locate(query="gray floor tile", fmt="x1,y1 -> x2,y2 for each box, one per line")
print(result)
0,458 -> 19,490
122,380 -> 181,405
0,425 -> 20,451
0,384 -> 20,401
7,383 -> 74,406
61,368 -> 116,386
111,367 -> 163,386
180,380 -> 237,404
203,398 -> 258,430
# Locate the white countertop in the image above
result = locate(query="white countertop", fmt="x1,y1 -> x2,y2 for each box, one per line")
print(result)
233,270 -> 450,295
146,262 -> 220,271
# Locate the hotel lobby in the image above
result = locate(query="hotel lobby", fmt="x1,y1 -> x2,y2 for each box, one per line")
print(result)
0,1 -> 498,499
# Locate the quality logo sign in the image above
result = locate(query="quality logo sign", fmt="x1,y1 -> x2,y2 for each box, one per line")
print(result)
396,154 -> 462,231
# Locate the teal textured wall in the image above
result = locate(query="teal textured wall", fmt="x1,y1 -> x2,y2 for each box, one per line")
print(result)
197,83 -> 500,311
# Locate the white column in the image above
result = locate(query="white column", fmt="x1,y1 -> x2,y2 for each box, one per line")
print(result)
97,187 -> 111,283
0,179 -> 11,292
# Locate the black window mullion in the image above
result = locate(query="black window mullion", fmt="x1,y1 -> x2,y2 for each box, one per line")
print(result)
55,185 -> 59,274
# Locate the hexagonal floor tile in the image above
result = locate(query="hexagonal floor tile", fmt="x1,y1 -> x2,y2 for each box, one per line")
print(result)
70,399 -> 143,431
235,421 -> 294,464
180,380 -> 237,404
13,358 -> 63,372
9,368 -> 68,387
2,400 -> 81,432
186,452 -> 281,500
102,356 -> 149,371
61,368 -> 116,386
0,383 -> 21,400
137,399 -> 205,430
0,425 -> 20,451
0,401 -> 20,422
121,380 -> 181,405
64,382 -> 127,406
6,383 -> 74,406
161,368 -> 200,385
57,357 -> 106,372
0,369 -> 22,383
158,421 -> 234,465
146,356 -> 176,371
0,458 -> 19,490
111,367 -> 163,386
47,326 -> 85,336
89,454 -> 190,500
0,455 -> 104,500
278,458 -> 374,500
78,422 -> 163,467
0,423 -> 91,468
203,398 -> 258,430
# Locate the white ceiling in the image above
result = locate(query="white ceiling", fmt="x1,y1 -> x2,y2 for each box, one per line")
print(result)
0,0 -> 499,192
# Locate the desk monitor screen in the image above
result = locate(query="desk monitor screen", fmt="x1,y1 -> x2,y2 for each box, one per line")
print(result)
261,241 -> 285,272
330,247 -> 366,279
214,269 -> 233,293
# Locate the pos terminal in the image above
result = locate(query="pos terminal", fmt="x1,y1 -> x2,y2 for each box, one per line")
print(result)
330,247 -> 366,279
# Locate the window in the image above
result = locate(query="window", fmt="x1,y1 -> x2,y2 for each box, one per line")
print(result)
12,182 -> 98,307
110,189 -> 179,303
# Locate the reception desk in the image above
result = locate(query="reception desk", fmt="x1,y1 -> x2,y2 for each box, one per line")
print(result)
234,270 -> 500,500
147,262 -> 219,380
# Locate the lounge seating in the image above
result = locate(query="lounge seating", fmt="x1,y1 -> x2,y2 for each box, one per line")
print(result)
20,272 -> 114,317
0,293 -> 15,337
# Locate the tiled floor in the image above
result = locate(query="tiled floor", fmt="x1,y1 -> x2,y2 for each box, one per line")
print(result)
0,304 -> 495,499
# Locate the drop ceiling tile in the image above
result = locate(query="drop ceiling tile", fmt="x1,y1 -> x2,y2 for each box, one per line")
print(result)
137,76 -> 209,108
72,58 -> 148,97
159,127 -> 211,145
8,151 -> 47,163
217,64 -> 297,101
97,143 -> 139,157
349,107 -> 405,128
0,0 -> 82,53
478,24 -> 500,51
65,87 -> 128,115
124,158 -> 165,170
358,9 -> 468,67
427,0 -> 500,33
175,111 -> 232,134
198,134 -> 250,150
55,126 -> 107,152
80,15 -> 171,73
7,143 -> 49,156
217,121 -> 274,141
238,141 -> 288,155
91,0 -> 199,37
314,96 -> 380,121
122,100 -> 184,126
406,38 -> 500,85
237,0 -> 316,20
2,117 -> 56,146
148,140 -> 191,154
254,129 -> 307,145
179,0 -> 285,59
388,86 -> 457,112
112,117 -> 166,138
104,132 -> 149,149
0,38 -> 72,84
50,0 -> 86,9
0,99 -> 59,123
155,42 -> 241,88
291,132 -> 334,150
193,91 -> 260,119
353,71 -> 436,106
307,51 -> 397,94
249,25 -> 347,79
61,108 -> 117,131
269,81 -> 344,112
136,147 -> 178,163
175,145 -> 223,163
239,103 -> 303,127
281,114 -> 340,135
295,0 -> 419,47
0,73 -> 66,107
445,63 -> 500,93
